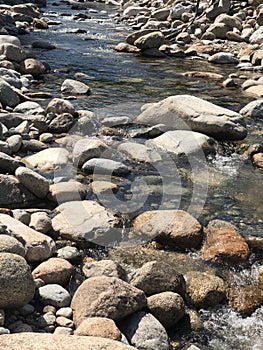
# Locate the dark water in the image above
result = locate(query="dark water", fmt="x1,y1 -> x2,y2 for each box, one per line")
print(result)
19,1 -> 263,348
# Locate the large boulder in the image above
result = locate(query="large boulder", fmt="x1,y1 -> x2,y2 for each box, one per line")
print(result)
134,31 -> 165,50
0,253 -> 35,308
0,235 -> 25,257
61,79 -> 90,95
71,275 -> 147,326
23,148 -> 69,172
0,79 -> 20,108
135,95 -> 247,141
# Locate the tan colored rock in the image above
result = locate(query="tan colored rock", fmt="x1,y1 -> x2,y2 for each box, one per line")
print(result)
134,31 -> 164,50
32,257 -> 74,285
228,285 -> 263,316
90,181 -> 118,195
245,85 -> 263,97
253,153 -> 263,168
21,58 -> 47,76
0,334 -> 136,350
0,213 -> 55,262
49,181 -> 87,203
75,317 -> 122,340
201,220 -> 250,265
258,266 -> 263,287
23,148 -> 69,172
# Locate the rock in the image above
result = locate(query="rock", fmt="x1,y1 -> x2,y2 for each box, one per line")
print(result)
12,209 -> 30,225
13,101 -> 45,115
32,40 -> 56,50
49,181 -> 87,203
0,78 -> 20,108
133,210 -> 203,250
56,307 -> 73,318
215,14 -> 242,31
39,133 -> 53,143
32,257 -> 74,285
23,148 -> 69,172
90,181 -> 118,195
48,113 -> 74,133
46,98 -> 75,115
82,158 -> 130,177
126,30 -> 155,45
61,79 -> 90,95
0,334 -> 136,350
130,260 -> 186,296
253,153 -> 263,168
0,113 -> 48,133
82,259 -> 125,280
0,43 -> 27,62
12,4 -> 40,18
151,8 -> 170,21
249,26 -> 263,44
53,327 -> 73,335
71,276 -> 146,326
0,253 -> 35,308
20,58 -> 47,76
147,291 -> 185,328
0,35 -> 21,47
114,42 -> 140,53
245,85 -> 263,98
117,142 -> 162,163
0,152 -> 24,173
6,135 -> 22,153
135,95 -> 247,141
73,138 -> 109,168
184,271 -> 226,309
0,141 -> 10,155
0,309 -> 4,326
0,213 -> 55,262
134,31 -> 165,50
208,52 -> 239,64
228,285 -> 263,316
240,99 -> 263,119
120,311 -> 170,350
0,235 -> 25,257
57,246 -> 82,263
37,284 -> 71,308
29,211 -> 52,234
75,317 -> 121,340
146,130 -> 216,157
206,0 -> 230,20
201,220 -> 250,265
123,6 -> 147,18
56,316 -> 74,328
21,140 -> 48,153
15,166 -> 50,199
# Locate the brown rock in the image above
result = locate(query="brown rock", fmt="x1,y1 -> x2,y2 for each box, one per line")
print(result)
228,285 -> 263,316
245,85 -> 263,97
114,43 -> 140,53
258,266 -> 263,288
245,235 -> 263,251
71,276 -> 146,327
75,317 -> 122,340
201,220 -> 250,264
253,153 -> 263,168
21,58 -> 47,76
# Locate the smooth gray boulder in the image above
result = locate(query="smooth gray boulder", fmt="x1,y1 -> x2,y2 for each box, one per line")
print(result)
15,167 -> 50,198
0,79 -> 20,108
61,79 -> 90,95
37,284 -> 71,308
82,158 -> 130,176
135,95 -> 247,141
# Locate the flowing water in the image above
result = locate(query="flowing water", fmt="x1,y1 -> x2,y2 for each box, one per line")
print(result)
19,1 -> 263,348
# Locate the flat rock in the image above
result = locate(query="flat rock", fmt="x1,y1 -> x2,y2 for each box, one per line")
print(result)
0,113 -> 48,133
73,137 -> 109,168
23,148 -> 69,172
135,95 -> 247,141
82,259 -> 125,280
117,142 -> 162,163
49,181 -> 87,203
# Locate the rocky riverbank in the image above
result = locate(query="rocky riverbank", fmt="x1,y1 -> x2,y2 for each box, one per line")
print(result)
0,1 -> 262,350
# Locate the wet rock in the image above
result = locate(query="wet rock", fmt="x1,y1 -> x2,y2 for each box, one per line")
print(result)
252,153 -> 263,168
75,317 -> 121,340
15,166 -> 49,199
117,142 -> 161,163
61,79 -> 91,95
147,291 -> 185,328
71,275 -> 147,326
0,78 -> 20,108
82,259 -> 126,280
240,99 -> 263,118
201,220 -> 250,265
32,257 -> 74,285
46,98 -> 75,115
130,260 -> 186,296
23,148 -> 69,172
12,4 -> 40,18
49,181 -> 87,203
135,95 -> 247,141
32,40 -> 56,50
184,271 -> 226,309
82,158 -> 130,176
90,180 -> 118,194
114,42 -> 140,53
0,213 -> 55,262
0,235 -> 25,256
37,284 -> 71,308
73,137 -> 109,168
0,253 -> 35,308
134,31 -> 164,50
120,311 -> 170,350
0,152 -> 24,173
0,334 -> 136,350
52,200 -> 121,246
228,284 -> 263,316
20,58 -> 47,76
133,210 -> 203,250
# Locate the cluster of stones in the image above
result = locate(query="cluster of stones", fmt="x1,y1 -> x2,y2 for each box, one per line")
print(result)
114,0 -> 263,97
0,1 -> 262,350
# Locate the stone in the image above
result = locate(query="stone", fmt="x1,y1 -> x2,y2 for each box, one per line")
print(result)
37,284 -> 71,308
133,210 -> 203,250
0,253 -> 35,308
135,95 -> 247,141
57,246 -> 81,262
71,276 -> 146,326
19,304 -> 35,316
32,257 -> 74,285
32,41 -> 56,50
12,209 -> 30,225
6,135 -> 22,153
90,181 -> 118,195
0,334 -> 136,350
215,14 -> 242,31
73,137 -> 109,168
147,292 -> 185,328
134,31 -> 165,50
130,261 -> 186,296
228,285 -> 263,316
184,271 -> 226,309
0,152 -> 24,173
208,52 -> 239,64
249,26 -> 263,44
39,133 -> 53,143
23,148 -> 69,172
53,327 -> 73,335
206,0 -> 230,20
20,58 -> 47,76
146,130 -> 216,157
61,79 -> 90,95
0,113 -> 48,133
52,200 -> 121,246
253,153 -> 263,168
46,98 -> 75,115
56,307 -> 73,318
15,167 -> 50,199
29,211 -> 52,234
0,35 -> 21,47
0,141 -> 10,155
37,312 -> 56,328
120,311 -> 170,350
12,4 -> 40,18
49,181 -> 87,203
82,158 -> 130,177
117,142 -> 162,163
151,8 -> 170,21
56,316 -> 74,328
126,29 -> 155,45
206,23 -> 231,39
240,99 -> 263,119
75,317 -> 121,340
123,6 -> 147,18
0,43 -> 27,62
245,85 -> 263,98
0,213 -> 55,262
13,101 -> 45,115
201,220 -> 250,265
114,42 -> 140,53
0,235 -> 25,256
0,78 -> 20,108
82,259 -> 125,280
48,113 -> 74,133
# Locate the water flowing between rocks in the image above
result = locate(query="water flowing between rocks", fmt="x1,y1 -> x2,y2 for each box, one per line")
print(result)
18,1 -> 263,349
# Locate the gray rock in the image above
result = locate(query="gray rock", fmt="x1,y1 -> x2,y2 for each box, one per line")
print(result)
32,40 -> 56,50
208,52 -> 239,64
0,35 -> 21,47
0,152 -> 24,173
82,259 -> 126,280
29,212 -> 52,234
0,43 -> 27,62
21,140 -> 48,153
57,246 -> 82,262
134,31 -> 165,50
56,307 -> 73,318
0,327 -> 10,335
12,209 -> 31,225
101,116 -> 131,127
61,79 -> 91,95
117,142 -> 162,163
37,284 -> 71,308
15,166 -> 50,199
46,98 -> 75,115
6,135 -> 22,153
0,253 -> 35,308
82,158 -> 130,177
49,181 -> 87,203
120,311 -> 170,350
73,137 -> 109,168
0,235 -> 26,257
20,58 -> 47,76
0,113 -> 48,133
0,141 -> 11,155
0,67 -> 22,89
13,101 -> 45,115
249,26 -> 263,44
0,78 -> 20,107
240,99 -> 263,119
39,133 -> 53,143
0,309 -> 4,326
48,113 -> 74,133
23,148 -> 69,172
71,275 -> 147,326
135,95 -> 247,141
12,4 -> 40,18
